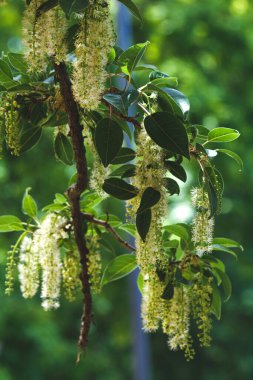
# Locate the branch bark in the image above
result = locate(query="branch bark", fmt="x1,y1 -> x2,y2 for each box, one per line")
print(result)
53,61 -> 92,356
82,213 -> 135,252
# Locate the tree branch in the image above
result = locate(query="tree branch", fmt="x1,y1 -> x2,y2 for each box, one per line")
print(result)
82,213 -> 135,252
53,60 -> 92,357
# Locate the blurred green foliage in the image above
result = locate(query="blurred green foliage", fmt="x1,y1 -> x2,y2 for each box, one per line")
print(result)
0,0 -> 252,379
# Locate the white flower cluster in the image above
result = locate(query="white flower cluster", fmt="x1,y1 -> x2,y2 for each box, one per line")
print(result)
129,127 -> 168,332
191,187 -> 214,257
18,236 -> 39,298
87,233 -> 102,293
22,2 -> 67,72
18,213 -> 69,310
72,1 -> 115,110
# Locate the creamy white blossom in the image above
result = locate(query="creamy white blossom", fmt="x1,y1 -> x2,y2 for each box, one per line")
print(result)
33,213 -> 68,310
72,1 -> 115,110
18,236 -> 39,298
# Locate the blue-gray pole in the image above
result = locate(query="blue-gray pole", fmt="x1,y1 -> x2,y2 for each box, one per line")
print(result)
117,5 -> 152,380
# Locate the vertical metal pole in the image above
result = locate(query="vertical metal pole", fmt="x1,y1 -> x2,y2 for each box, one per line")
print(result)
117,5 -> 152,380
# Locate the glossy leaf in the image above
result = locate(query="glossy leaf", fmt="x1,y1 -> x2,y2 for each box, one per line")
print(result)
137,187 -> 161,214
161,283 -> 174,300
59,0 -> 89,16
212,237 -> 243,250
136,208 -> 151,242
54,132 -> 74,165
111,147 -> 136,164
212,244 -> 238,259
117,0 -> 143,23
163,178 -> 180,195
0,215 -> 23,232
144,112 -> 189,159
118,42 -> 150,75
101,254 -> 137,286
7,53 -> 28,74
207,128 -> 240,143
216,149 -> 243,171
94,118 -> 123,167
103,94 -> 128,116
214,268 -> 232,302
149,71 -> 169,80
165,161 -> 187,182
151,77 -> 178,88
102,178 -> 138,200
20,124 -> 42,153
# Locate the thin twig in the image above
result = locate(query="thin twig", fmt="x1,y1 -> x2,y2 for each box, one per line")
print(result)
101,98 -> 141,129
82,213 -> 135,252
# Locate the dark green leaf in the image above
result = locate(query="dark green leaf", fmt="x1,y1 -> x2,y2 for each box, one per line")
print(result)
59,0 -> 89,16
216,149 -> 243,171
103,94 -> 129,116
36,0 -> 58,17
161,283 -> 174,300
0,215 -> 24,232
163,178 -> 180,195
165,161 -> 187,182
94,118 -> 123,167
102,178 -> 138,200
54,132 -> 74,165
117,0 -> 143,23
211,283 -> 221,320
144,112 -> 189,159
101,254 -> 137,286
136,208 -> 151,242
137,187 -> 161,214
111,147 -> 136,164
149,71 -> 169,80
211,244 -> 238,259
20,124 -> 42,153
214,268 -> 232,302
109,164 -> 136,178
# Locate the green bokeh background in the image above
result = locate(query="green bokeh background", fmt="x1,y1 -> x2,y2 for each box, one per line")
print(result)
0,0 -> 252,379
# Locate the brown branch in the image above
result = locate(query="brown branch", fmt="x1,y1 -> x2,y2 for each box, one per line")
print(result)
53,60 -> 92,357
82,213 -> 135,252
101,99 -> 141,129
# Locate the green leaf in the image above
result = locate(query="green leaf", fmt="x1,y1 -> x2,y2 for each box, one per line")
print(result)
165,161 -> 187,182
111,147 -> 136,164
151,77 -> 178,88
212,237 -> 243,250
212,244 -> 238,259
109,164 -> 136,178
144,112 -> 189,159
36,0 -> 58,17
211,283 -> 221,320
118,223 -> 136,236
118,42 -> 150,75
163,178 -> 180,195
103,94 -> 128,116
101,254 -> 137,286
163,224 -> 189,242
161,283 -> 174,300
0,215 -> 23,232
59,0 -> 89,16
207,128 -> 240,143
22,188 -> 37,218
205,180 -> 218,218
216,149 -> 243,171
149,71 -> 169,80
136,208 -> 151,242
165,88 -> 190,118
54,132 -> 74,165
0,60 -> 15,88
137,187 -> 161,214
20,124 -> 42,153
117,0 -> 143,23
102,178 -> 138,200
94,118 -> 123,167
147,84 -> 182,116
214,268 -> 232,302
7,53 -> 28,74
